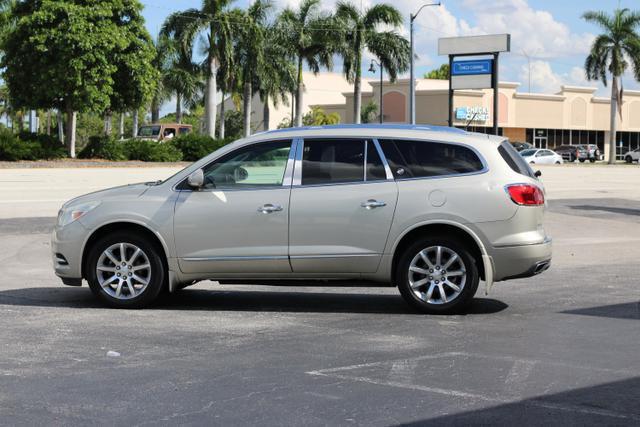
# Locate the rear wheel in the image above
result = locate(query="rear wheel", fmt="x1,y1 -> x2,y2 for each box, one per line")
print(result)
555,161 -> 561,164
396,237 -> 479,314
86,232 -> 165,308
626,156 -> 633,164
579,159 -> 585,163
589,158 -> 596,163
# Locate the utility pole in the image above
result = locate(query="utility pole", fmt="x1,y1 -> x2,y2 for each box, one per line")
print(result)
410,2 -> 441,125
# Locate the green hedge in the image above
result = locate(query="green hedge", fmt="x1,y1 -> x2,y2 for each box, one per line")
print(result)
78,136 -> 127,161
0,129 -> 66,161
122,139 -> 183,162
169,133 -> 233,161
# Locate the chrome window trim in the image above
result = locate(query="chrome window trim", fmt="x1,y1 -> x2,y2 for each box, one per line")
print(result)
174,139 -> 296,193
363,140 -> 368,182
376,137 -> 490,182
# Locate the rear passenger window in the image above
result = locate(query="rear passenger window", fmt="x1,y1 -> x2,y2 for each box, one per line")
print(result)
379,139 -> 484,178
302,139 -> 364,185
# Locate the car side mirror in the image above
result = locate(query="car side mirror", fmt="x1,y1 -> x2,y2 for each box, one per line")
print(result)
534,170 -> 542,178
187,169 -> 204,189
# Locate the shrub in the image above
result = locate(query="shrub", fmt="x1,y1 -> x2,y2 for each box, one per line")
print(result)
122,139 -> 183,162
0,130 -> 66,161
170,133 -> 232,161
78,136 -> 127,161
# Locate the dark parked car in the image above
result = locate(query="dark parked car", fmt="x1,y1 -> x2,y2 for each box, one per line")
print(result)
554,145 -> 588,162
511,141 -> 534,152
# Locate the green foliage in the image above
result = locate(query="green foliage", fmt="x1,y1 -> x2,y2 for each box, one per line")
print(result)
303,107 -> 341,126
122,139 -> 183,162
0,129 -> 66,161
360,101 -> 378,123
170,133 -> 233,161
424,64 -> 450,80
3,0 -> 156,113
221,110 -> 244,140
78,136 -> 127,161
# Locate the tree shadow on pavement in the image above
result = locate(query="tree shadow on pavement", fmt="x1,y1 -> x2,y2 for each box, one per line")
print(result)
0,286 -> 508,315
560,301 -> 640,320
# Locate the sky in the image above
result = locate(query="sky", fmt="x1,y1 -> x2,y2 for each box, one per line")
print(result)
140,0 -> 640,97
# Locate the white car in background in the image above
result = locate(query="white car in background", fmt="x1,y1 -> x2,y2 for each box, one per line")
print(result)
520,149 -> 564,165
624,148 -> 640,163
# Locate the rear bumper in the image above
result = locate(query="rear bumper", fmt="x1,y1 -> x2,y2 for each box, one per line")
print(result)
491,238 -> 552,282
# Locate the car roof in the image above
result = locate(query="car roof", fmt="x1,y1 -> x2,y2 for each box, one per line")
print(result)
243,124 -> 505,146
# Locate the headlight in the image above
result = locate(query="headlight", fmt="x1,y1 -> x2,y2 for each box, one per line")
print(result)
57,201 -> 101,227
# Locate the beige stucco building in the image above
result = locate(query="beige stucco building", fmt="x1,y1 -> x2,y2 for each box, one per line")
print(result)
223,72 -> 640,161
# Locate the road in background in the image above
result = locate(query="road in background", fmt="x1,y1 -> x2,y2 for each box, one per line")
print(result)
0,164 -> 639,425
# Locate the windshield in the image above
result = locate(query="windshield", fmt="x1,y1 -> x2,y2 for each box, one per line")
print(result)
138,126 -> 161,137
520,149 -> 537,157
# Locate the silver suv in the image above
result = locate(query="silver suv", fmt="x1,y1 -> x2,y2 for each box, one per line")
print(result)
52,125 -> 552,314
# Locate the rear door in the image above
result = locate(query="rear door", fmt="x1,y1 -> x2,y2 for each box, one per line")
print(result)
288,139 -> 398,273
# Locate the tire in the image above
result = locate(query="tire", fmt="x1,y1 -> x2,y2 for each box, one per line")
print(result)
555,161 -> 561,164
579,159 -> 585,163
626,156 -> 633,164
86,232 -> 166,308
529,161 -> 535,164
396,236 -> 480,314
589,159 -> 596,163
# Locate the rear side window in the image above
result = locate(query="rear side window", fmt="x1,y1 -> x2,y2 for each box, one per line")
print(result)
366,141 -> 387,181
498,141 -> 536,178
379,139 -> 484,179
302,139 -> 364,185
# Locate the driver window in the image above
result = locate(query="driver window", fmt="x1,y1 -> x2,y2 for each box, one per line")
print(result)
201,140 -> 291,190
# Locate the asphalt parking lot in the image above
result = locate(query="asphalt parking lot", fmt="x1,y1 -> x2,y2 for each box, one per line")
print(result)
1,164 -> 639,426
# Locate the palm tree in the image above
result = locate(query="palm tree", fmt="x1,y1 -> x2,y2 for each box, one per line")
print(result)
276,0 -> 337,127
163,0 -> 236,138
335,2 -> 410,124
163,34 -> 204,124
255,26 -> 297,131
150,36 -> 172,124
583,8 -> 640,164
234,1 -> 271,137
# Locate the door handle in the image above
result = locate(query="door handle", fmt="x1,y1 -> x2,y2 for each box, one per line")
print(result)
257,204 -> 283,214
361,199 -> 386,209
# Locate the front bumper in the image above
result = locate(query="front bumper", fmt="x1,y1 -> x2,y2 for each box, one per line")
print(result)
51,220 -> 88,283
491,238 -> 552,282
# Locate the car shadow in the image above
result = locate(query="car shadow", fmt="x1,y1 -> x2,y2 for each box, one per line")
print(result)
0,286 -> 508,315
560,302 -> 640,320
570,204 -> 640,217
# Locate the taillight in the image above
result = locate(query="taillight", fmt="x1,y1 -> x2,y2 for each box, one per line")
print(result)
506,184 -> 545,206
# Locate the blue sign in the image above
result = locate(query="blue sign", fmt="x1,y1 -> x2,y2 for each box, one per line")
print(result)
456,107 -> 468,120
452,59 -> 493,76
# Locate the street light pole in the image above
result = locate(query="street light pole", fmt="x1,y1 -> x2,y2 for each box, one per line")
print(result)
369,59 -> 383,124
410,2 -> 441,125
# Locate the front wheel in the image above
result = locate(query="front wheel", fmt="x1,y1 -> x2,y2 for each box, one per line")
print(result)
555,161 -> 561,164
626,156 -> 633,164
86,232 -> 166,308
589,158 -> 596,163
396,237 -> 479,314
579,159 -> 586,163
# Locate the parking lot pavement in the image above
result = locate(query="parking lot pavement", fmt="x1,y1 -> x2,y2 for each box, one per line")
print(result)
1,165 -> 639,425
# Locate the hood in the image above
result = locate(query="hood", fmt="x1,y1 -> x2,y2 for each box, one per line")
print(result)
63,182 -> 152,208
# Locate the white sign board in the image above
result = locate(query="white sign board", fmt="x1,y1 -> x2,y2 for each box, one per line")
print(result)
439,34 -> 511,56
451,74 -> 492,90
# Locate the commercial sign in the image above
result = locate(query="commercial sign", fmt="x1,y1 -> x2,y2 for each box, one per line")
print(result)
452,60 -> 493,76
438,34 -> 511,56
455,106 -> 489,122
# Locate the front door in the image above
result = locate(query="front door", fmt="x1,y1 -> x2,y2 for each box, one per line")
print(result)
288,139 -> 398,273
174,140 -> 294,275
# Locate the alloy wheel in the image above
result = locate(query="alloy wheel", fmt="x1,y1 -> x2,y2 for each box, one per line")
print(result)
96,242 -> 151,300
408,246 -> 466,305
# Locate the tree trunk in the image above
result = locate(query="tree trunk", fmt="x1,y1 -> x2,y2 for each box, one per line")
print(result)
295,56 -> 303,127
204,48 -> 218,138
243,80 -> 252,137
176,93 -> 182,124
609,76 -> 618,164
263,94 -> 270,131
104,111 -> 112,136
119,112 -> 125,140
151,98 -> 160,123
132,110 -> 139,138
57,109 -> 64,143
46,110 -> 52,135
65,107 -> 76,158
219,93 -> 226,139
354,50 -> 362,124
